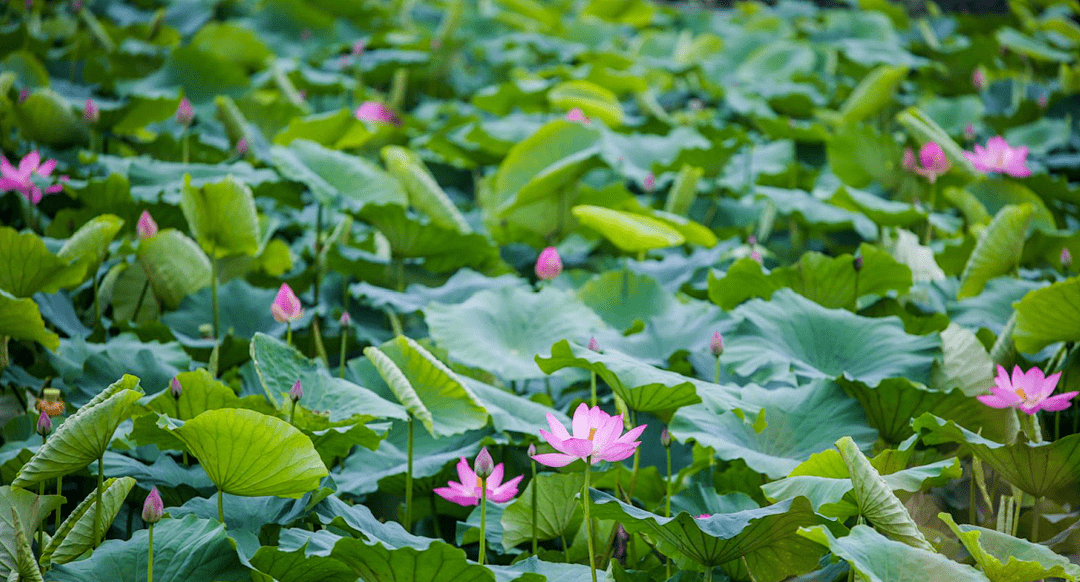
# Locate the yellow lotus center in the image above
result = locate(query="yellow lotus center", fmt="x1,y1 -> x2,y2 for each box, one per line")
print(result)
476,476 -> 483,488
1015,388 -> 1028,400
588,428 -> 597,441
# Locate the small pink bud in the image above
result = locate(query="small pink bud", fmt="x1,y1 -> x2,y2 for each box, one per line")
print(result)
289,380 -> 303,403
853,255 -> 863,272
1062,247 -> 1072,268
176,97 -> 194,126
916,142 -> 950,183
236,138 -> 248,155
588,336 -> 600,352
18,88 -> 29,103
643,173 -> 655,192
1038,94 -> 1048,108
750,250 -> 762,264
271,283 -> 303,323
902,147 -> 916,172
351,40 -> 365,56
660,428 -> 671,447
535,247 -> 562,280
339,311 -> 351,327
747,235 -> 757,246
300,28 -> 312,40
354,101 -> 401,126
170,377 -> 182,400
709,331 -> 723,357
338,54 -> 350,68
473,447 -> 494,479
527,443 -> 536,457
964,123 -> 975,141
83,98 -> 99,124
36,410 -> 52,437
566,108 -> 590,124
137,210 -> 158,239
972,68 -> 987,91
696,513 -> 711,519
142,487 -> 163,524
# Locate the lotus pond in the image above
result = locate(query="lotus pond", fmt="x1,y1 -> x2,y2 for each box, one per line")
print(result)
4,0 -> 1080,580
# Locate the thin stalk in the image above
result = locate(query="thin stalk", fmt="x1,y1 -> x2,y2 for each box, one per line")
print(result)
921,182 -> 937,244
531,459 -> 538,555
389,68 -> 408,111
627,411 -> 641,498
852,270 -> 860,312
0,336 -> 7,373
147,522 -> 154,582
742,556 -> 759,582
405,417 -> 414,533
94,455 -> 103,546
479,478 -> 488,566
92,265 -> 101,330
1031,497 -> 1041,542
969,461 -> 977,525
210,252 -> 219,340
37,482 -> 44,557
429,494 -> 443,539
131,277 -> 151,323
312,318 -> 329,365
55,476 -> 62,531
314,203 -> 323,309
590,371 -> 597,407
218,488 -> 224,523
560,532 -> 568,562
181,131 -> 189,165
286,322 -> 292,346
665,443 -> 672,579
582,460 -> 597,582
289,400 -> 297,426
339,327 -> 349,378
714,356 -> 720,385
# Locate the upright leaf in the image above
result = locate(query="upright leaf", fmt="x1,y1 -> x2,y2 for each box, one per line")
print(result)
939,512 -> 1080,582
136,229 -> 212,309
1013,276 -> 1080,354
381,146 -> 471,234
663,164 -> 703,216
958,205 -> 1033,299
0,290 -> 59,351
0,487 -> 64,581
572,205 -> 685,253
57,214 -> 124,274
0,227 -> 84,297
179,174 -> 260,258
40,477 -> 136,565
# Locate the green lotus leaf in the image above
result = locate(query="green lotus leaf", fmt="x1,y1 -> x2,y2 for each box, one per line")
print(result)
490,119 -> 602,214
663,164 -> 703,216
329,427 -> 484,496
648,208 -> 718,248
0,486 -> 64,581
136,229 -> 213,309
352,269 -> 529,315
670,380 -> 876,479
939,512 -> 1080,582
328,532 -> 495,582
381,145 -> 471,234
501,472 -> 583,549
723,290 -> 940,386
425,286 -> 610,381
997,27 -> 1073,62
537,339 -> 703,413
572,205 -> 685,253
958,205 -> 1034,299
179,174 -> 261,258
0,227 -> 84,298
895,107 -> 980,177
13,88 -> 88,147
754,186 -> 878,239
929,323 -> 994,396
462,375 -> 570,435
836,435 -> 933,550
13,375 -> 144,488
1013,276 -> 1080,354
576,269 -> 673,332
827,121 -> 903,190
547,79 -> 624,126
57,214 -> 124,277
249,544 -> 358,582
357,204 -> 502,272
162,278 -> 288,347
170,408 -> 328,498
40,477 -> 136,566
46,335 -> 189,406
48,515 -> 249,582
270,139 -> 406,210
839,64 -> 909,125
488,556 -> 592,582
914,413 -> 1080,500
189,22 -> 273,71
0,290 -> 59,351
830,187 -> 925,228
590,491 -> 831,581
965,180 -> 1055,232
798,525 -> 990,582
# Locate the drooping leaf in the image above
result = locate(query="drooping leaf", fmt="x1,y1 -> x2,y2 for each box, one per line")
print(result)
0,227 -> 84,298
179,174 -> 261,258
839,64 -> 909,124
1013,276 -> 1080,354
501,472 -> 583,549
57,214 -> 124,277
270,139 -> 406,211
13,375 -> 144,488
489,119 -> 602,214
663,164 -> 703,216
0,486 -> 64,581
0,290 -> 60,351
136,229 -> 213,309
958,205 -> 1033,299
357,204 -> 502,272
40,477 -> 136,566
929,323 -> 994,396
939,512 -> 1080,582
328,534 -> 495,582
381,145 -> 471,233
170,408 -> 328,498
572,205 -> 685,253
547,80 -> 624,126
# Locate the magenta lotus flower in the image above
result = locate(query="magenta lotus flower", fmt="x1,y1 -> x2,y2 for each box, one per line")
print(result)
142,487 -> 164,524
236,138 -> 248,156
913,142 -> 951,183
535,246 -> 562,280
169,377 -> 182,399
176,97 -> 194,126
532,403 -> 646,467
0,151 -> 63,204
566,108 -> 590,124
137,210 -> 158,239
972,68 -> 987,91
271,283 -> 303,323
434,453 -> 523,506
977,365 -> 1078,415
339,311 -> 351,327
36,410 -> 52,437
354,101 -> 401,126
18,87 -> 28,103
84,98 -> 99,124
964,136 -> 1031,178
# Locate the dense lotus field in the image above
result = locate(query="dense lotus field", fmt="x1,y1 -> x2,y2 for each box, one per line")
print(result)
6,0 -> 1080,581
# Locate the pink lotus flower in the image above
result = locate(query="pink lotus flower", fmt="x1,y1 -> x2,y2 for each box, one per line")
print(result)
710,331 -> 723,357
1037,95 -> 1048,109
18,88 -> 28,103
0,151 -> 63,204
643,173 -> 655,192
236,138 -> 248,156
532,403 -> 646,467
902,148 -> 917,172
964,136 -> 1031,178
434,451 -> 523,506
913,142 -> 951,183
972,68 -> 987,91
1062,247 -> 1072,268
84,98 -> 99,124
588,336 -> 600,352
354,101 -> 401,126
535,246 -> 562,280
351,40 -> 365,56
176,97 -> 194,126
137,210 -> 158,239
142,487 -> 163,524
964,123 -> 975,141
566,108 -> 590,124
271,283 -> 303,323
977,365 -> 1078,415
339,311 -> 351,327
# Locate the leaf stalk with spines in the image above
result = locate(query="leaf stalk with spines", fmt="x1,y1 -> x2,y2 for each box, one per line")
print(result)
479,477 -> 488,566
582,459 -> 597,582
405,416 -> 414,533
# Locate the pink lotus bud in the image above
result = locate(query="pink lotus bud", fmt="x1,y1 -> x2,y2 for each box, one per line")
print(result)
660,428 -> 671,447
917,142 -> 950,183
36,410 -> 52,437
298,90 -> 307,101
709,331 -> 723,357
142,487 -> 163,524
964,123 -> 975,141
289,380 -> 303,403
339,311 -> 351,327
176,97 -> 194,126
972,68 -> 987,91
271,283 -> 303,323
1038,94 -> 1048,109
902,147 -> 916,172
566,108 -> 590,124
750,249 -> 762,264
18,88 -> 29,103
853,255 -> 863,272
352,40 -> 365,56
354,101 -> 401,126
535,247 -> 562,280
588,336 -> 600,352
643,173 -> 655,192
1062,247 -> 1072,268
236,138 -> 248,155
696,513 -> 711,519
170,377 -> 182,400
473,447 -> 494,479
83,98 -> 99,124
300,28 -> 312,40
527,443 -> 536,457
137,210 -> 158,239
748,235 -> 757,246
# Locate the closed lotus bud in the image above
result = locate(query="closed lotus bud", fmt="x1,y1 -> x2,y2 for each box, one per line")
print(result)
527,443 -> 536,457
271,283 -> 303,323
972,67 -> 987,91
339,311 -> 351,327
643,173 -> 655,192
474,447 -> 495,479
290,380 -> 303,403
1038,94 -> 1049,109
660,428 -> 671,447
964,123 -> 975,141
853,255 -> 863,272
36,410 -> 52,437
84,98 -> 99,124
710,331 -> 724,357
142,487 -> 163,524
170,377 -> 183,400
137,210 -> 158,239
352,40 -> 365,56
354,101 -> 401,126
18,87 -> 28,103
588,336 -> 600,352
176,97 -> 194,126
1062,247 -> 1072,268
535,247 -> 562,280
902,147 -> 916,172
236,138 -> 248,156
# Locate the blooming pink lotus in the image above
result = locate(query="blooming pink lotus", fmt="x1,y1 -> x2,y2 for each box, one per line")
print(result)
434,453 -> 523,506
0,151 -> 64,204
354,101 -> 401,126
137,210 -> 158,239
532,403 -> 646,467
535,246 -> 562,280
977,365 -> 1078,415
271,283 -> 303,323
964,136 -> 1031,178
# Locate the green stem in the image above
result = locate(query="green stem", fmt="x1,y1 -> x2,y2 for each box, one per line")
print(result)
921,182 -> 937,244
665,442 -> 673,579
531,459 -> 538,555
582,460 -> 597,582
429,493 -> 442,540
560,532 -> 568,562
479,478 -> 488,566
339,327 -> 348,379
210,253 -> 219,340
1031,497 -> 1041,542
0,336 -> 8,375
147,523 -> 154,582
92,264 -> 101,330
852,270 -> 860,312
286,322 -> 292,346
969,460 -> 977,525
405,417 -> 414,533
37,482 -> 43,558
289,400 -> 297,426
590,371 -> 597,407
217,488 -> 224,524
389,68 -> 408,111
312,318 -> 329,365
714,356 -> 720,385
55,476 -> 62,531
742,555 -> 759,582
627,411 -> 640,498
94,455 -> 103,547
182,131 -> 189,165
131,277 -> 151,323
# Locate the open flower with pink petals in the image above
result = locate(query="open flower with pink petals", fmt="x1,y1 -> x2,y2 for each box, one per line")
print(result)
434,452 -> 523,506
355,101 -> 401,126
532,403 -> 646,467
0,151 -> 63,204
964,136 -> 1031,178
977,365 -> 1078,415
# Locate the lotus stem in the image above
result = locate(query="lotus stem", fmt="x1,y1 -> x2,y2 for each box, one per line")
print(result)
55,476 -> 62,531
560,532 -> 568,562
181,131 -> 189,165
217,488 -> 224,524
969,460 -> 977,525
339,327 -> 348,378
286,322 -> 292,346
590,371 -> 597,407
922,182 -> 937,244
131,278 -> 151,323
852,270 -> 860,312
715,355 -> 720,385
582,460 -> 597,582
405,417 -> 414,533
479,477 -> 488,566
94,455 -> 103,547
1032,497 -> 1041,542
210,251 -> 219,341
666,441 -> 673,579
312,318 -> 328,365
37,482 -> 44,558
742,556 -> 759,582
531,457 -> 538,555
314,203 -> 323,309
628,411 -> 641,499
289,399 -> 297,426
147,522 -> 154,582
389,68 -> 408,112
